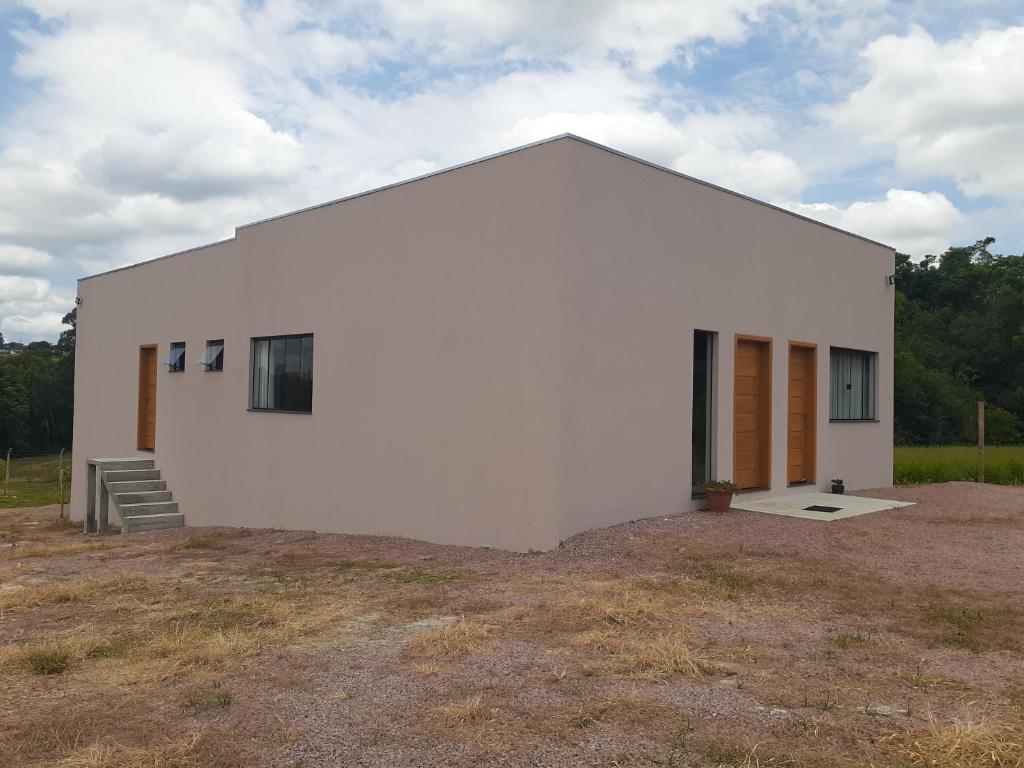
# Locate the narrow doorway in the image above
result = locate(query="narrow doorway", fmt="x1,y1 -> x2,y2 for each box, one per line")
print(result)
137,345 -> 157,451
787,342 -> 817,485
734,335 -> 772,490
692,330 -> 715,494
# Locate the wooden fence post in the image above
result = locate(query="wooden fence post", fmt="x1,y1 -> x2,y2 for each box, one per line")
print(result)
58,448 -> 66,519
978,401 -> 985,484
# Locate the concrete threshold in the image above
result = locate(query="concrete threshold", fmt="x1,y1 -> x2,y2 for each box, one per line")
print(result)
731,492 -> 913,521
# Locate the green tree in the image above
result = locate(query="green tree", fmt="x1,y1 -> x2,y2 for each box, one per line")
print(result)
894,238 -> 1024,444
0,309 -> 76,452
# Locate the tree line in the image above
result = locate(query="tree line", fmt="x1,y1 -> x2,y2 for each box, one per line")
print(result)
0,240 -> 1022,451
895,238 -> 1024,444
0,309 -> 75,453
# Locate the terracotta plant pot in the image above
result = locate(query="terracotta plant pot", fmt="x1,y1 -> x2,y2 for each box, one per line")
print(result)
705,489 -> 734,513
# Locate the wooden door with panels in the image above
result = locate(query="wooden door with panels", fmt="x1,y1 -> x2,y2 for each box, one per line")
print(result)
137,345 -> 157,451
787,342 -> 816,485
733,336 -> 772,490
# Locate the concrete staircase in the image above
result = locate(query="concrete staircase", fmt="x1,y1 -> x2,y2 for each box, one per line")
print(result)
100,458 -> 184,533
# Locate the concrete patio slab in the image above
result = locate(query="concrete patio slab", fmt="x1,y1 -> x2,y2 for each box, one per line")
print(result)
730,492 -> 913,521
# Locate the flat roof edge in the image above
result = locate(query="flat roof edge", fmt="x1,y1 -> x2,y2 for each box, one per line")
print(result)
236,133 -> 576,232
78,237 -> 236,283
564,135 -> 896,251
78,132 -> 893,284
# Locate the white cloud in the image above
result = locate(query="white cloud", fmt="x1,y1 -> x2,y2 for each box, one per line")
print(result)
4,1 -> 1018,338
1,311 -> 68,340
786,189 -> 963,256
0,245 -> 53,275
0,274 -> 74,341
0,275 -> 50,303
374,0 -> 777,70
821,25 -> 1024,199
507,108 -> 806,200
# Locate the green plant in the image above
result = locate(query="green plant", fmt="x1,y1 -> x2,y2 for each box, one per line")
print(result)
22,646 -> 73,675
182,683 -> 233,712
702,480 -> 737,493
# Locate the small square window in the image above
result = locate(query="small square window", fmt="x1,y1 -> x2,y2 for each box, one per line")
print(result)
198,339 -> 224,371
164,342 -> 185,372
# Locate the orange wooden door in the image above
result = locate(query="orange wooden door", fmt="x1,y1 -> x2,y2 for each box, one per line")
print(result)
137,346 -> 157,450
787,345 -> 816,484
734,338 -> 771,490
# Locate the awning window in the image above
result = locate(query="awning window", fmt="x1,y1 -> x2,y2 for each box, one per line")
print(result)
163,343 -> 185,372
197,340 -> 224,371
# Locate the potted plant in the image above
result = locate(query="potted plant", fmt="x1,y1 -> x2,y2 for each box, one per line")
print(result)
702,480 -> 737,513
831,478 -> 845,495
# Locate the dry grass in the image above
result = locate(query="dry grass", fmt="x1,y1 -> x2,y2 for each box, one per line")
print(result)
52,733 -> 202,768
532,587 -> 674,631
916,597 -> 1022,653
412,662 -> 444,677
3,639 -> 76,675
0,538 -> 128,560
170,534 -> 229,551
3,491 -> 1024,767
404,619 -> 495,659
565,692 -> 666,729
182,683 -> 233,713
0,573 -> 157,613
575,630 -> 716,679
0,546 -> 360,764
884,714 -> 1024,767
436,694 -> 491,725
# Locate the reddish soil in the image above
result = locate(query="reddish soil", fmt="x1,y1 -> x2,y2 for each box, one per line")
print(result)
2,482 -> 1022,767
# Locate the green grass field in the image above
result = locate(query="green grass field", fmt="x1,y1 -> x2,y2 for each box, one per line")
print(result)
0,453 -> 71,509
0,447 -> 1021,511
894,445 -> 1024,485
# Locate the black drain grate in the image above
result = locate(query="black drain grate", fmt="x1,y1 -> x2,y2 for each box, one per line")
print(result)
803,505 -> 842,513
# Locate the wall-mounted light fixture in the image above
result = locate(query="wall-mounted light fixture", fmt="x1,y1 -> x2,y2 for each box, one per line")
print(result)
75,296 -> 83,305
885,274 -> 896,286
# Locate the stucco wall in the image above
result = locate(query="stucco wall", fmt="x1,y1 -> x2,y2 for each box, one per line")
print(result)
559,139 -> 894,541
72,136 -> 894,551
72,141 -> 566,552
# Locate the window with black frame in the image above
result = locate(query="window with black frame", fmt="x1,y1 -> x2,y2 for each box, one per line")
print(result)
198,339 -> 224,371
250,334 -> 313,412
830,347 -> 876,420
164,342 -> 186,372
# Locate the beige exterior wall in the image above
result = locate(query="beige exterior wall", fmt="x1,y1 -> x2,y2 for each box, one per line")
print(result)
558,139 -> 894,541
72,136 -> 894,551
72,141 -> 566,552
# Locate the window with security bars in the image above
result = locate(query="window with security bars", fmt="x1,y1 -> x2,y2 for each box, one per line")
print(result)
830,347 -> 876,420
250,334 -> 313,412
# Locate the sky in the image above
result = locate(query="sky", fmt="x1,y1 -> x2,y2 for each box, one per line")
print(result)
0,1 -> 1023,342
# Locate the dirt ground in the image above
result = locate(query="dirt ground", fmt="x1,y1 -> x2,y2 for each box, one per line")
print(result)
1,482 -> 1022,767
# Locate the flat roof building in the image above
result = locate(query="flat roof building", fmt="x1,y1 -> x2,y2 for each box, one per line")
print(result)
72,135 -> 894,551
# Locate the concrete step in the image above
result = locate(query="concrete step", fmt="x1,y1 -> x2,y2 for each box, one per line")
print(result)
115,490 -> 172,505
121,512 -> 184,532
107,480 -> 167,493
118,501 -> 179,516
105,468 -> 161,482
94,458 -> 155,471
